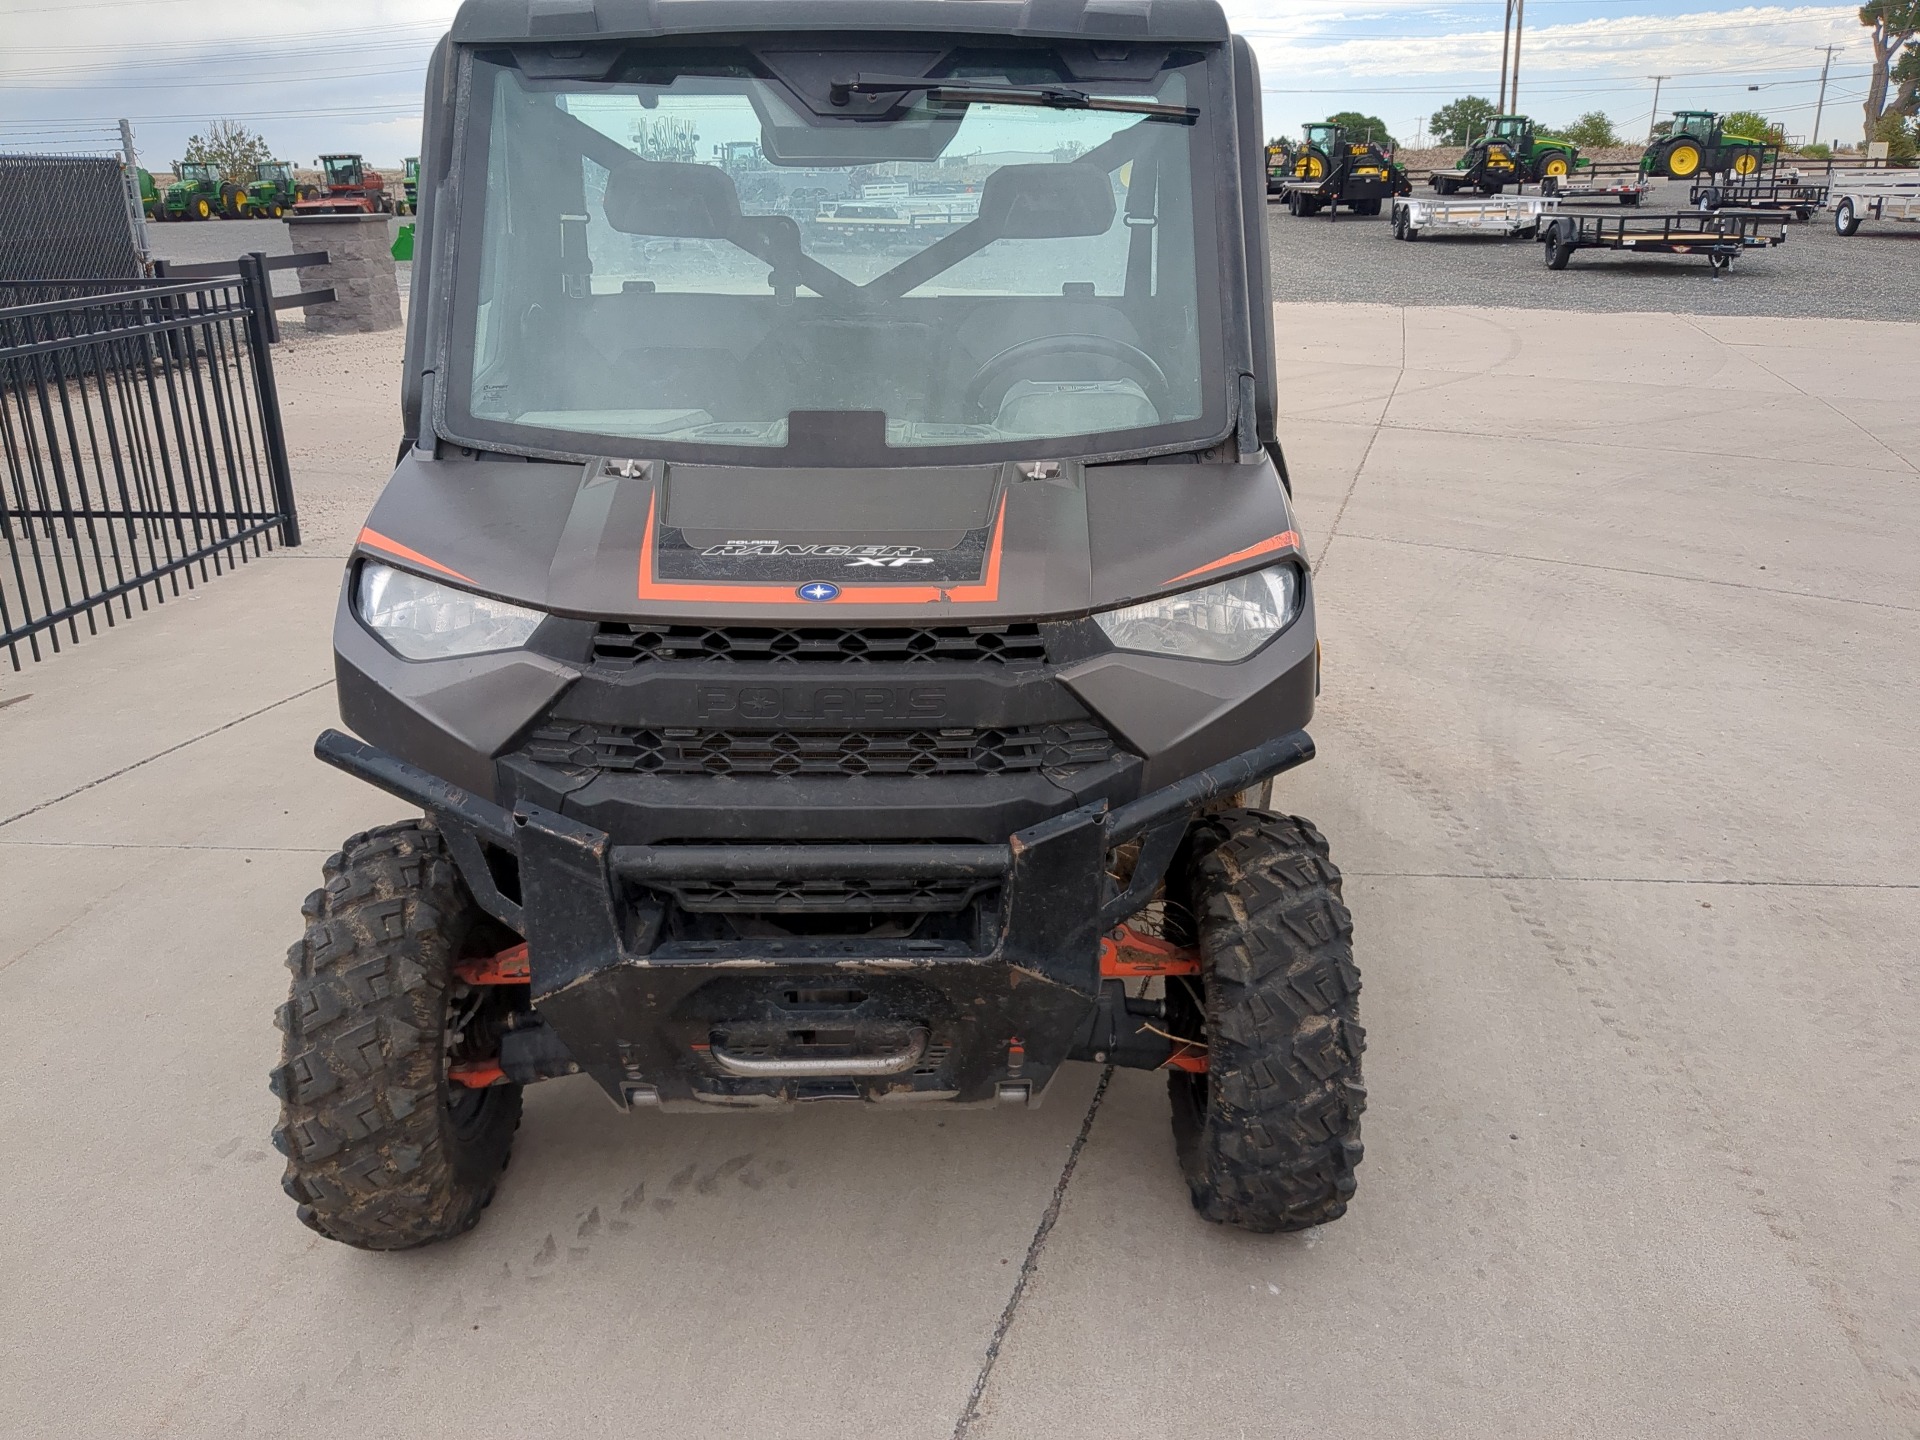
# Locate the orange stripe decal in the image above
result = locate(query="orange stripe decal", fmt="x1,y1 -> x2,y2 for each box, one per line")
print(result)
636,489 -> 1007,605
357,526 -> 476,584
1164,529 -> 1299,587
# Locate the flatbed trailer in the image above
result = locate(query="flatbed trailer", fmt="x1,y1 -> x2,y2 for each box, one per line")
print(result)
1391,193 -> 1557,240
1543,175 -> 1648,205
1539,210 -> 1787,271
1691,177 -> 1827,221
1827,169 -> 1920,236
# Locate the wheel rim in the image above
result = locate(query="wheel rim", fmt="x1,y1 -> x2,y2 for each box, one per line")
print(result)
1668,144 -> 1700,177
1542,156 -> 1569,178
1733,152 -> 1758,176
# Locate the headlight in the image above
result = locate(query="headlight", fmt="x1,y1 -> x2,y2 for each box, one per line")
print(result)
355,562 -> 544,660
1094,564 -> 1302,663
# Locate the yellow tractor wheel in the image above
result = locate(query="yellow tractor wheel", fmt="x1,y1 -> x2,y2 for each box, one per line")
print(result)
1666,143 -> 1701,178
1732,150 -> 1760,176
1296,154 -> 1325,180
1538,154 -> 1570,180
194,196 -> 212,220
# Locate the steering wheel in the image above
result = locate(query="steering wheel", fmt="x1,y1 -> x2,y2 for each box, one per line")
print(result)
961,333 -> 1173,425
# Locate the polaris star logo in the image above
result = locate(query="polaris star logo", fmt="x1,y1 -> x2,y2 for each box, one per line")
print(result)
798,582 -> 840,602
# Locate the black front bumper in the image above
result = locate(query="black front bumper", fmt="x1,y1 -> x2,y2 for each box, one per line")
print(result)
315,727 -> 1314,1109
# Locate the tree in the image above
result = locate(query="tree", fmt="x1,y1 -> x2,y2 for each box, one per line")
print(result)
181,118 -> 273,186
1429,96 -> 1498,147
1560,111 -> 1620,147
1872,108 -> 1919,162
1860,1 -> 1920,143
1722,110 -> 1786,145
1324,111 -> 1396,148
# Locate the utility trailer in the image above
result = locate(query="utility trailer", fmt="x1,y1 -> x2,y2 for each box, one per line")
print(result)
1541,173 -> 1647,205
1391,192 -> 1557,241
1689,154 -> 1827,221
1828,169 -> 1920,236
1691,176 -> 1826,221
1539,209 -> 1787,272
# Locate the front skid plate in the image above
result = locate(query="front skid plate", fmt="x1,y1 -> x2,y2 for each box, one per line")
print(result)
516,782 -> 1112,1107
535,957 -> 1095,1108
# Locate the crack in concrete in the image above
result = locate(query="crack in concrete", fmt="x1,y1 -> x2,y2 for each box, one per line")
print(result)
1313,306 -> 1407,578
952,1066 -> 1113,1439
0,680 -> 334,830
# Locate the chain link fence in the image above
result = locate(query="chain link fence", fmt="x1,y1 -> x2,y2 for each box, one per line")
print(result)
0,120 -> 150,280
0,154 -> 145,282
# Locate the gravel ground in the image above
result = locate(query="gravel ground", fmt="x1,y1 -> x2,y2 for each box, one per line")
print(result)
1267,178 -> 1920,321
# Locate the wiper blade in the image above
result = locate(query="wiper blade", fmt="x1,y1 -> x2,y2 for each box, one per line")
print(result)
829,74 -> 1199,123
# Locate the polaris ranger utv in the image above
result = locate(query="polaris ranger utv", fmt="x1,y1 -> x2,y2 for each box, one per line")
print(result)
274,0 -> 1363,1250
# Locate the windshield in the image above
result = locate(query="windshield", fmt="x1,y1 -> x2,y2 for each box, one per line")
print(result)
447,53 -> 1222,464
324,157 -> 361,183
180,164 -> 217,182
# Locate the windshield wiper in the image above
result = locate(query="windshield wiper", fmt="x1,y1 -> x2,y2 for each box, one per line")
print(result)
829,74 -> 1199,123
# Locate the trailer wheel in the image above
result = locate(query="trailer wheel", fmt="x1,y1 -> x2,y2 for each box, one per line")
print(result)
1165,811 -> 1364,1234
1834,200 -> 1860,236
1544,225 -> 1575,270
272,820 -> 523,1250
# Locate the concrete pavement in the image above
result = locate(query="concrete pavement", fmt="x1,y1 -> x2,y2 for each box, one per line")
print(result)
2,305 -> 1915,1438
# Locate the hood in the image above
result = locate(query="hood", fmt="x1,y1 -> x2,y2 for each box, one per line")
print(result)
354,449 -> 1300,623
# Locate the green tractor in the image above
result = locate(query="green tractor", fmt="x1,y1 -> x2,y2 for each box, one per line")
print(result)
161,162 -> 245,221
1434,114 -> 1580,194
1640,111 -> 1772,180
399,156 -> 420,215
244,160 -> 305,219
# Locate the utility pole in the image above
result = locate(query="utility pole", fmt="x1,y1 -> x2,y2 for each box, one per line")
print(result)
1811,45 -> 1837,148
1646,75 -> 1671,143
1509,0 -> 1525,112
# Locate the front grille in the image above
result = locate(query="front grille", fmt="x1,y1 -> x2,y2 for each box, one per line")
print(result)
521,720 -> 1118,778
592,623 -> 1047,667
663,874 -> 992,913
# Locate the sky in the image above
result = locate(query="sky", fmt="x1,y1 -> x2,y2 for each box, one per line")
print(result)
0,0 -> 1881,170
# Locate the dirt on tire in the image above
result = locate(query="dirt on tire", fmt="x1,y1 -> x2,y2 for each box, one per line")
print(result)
1166,810 -> 1365,1232
271,820 -> 522,1250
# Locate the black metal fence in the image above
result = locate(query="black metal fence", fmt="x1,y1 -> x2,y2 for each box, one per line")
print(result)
0,259 -> 299,669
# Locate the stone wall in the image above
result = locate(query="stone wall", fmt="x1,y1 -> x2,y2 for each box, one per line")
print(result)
283,213 -> 402,335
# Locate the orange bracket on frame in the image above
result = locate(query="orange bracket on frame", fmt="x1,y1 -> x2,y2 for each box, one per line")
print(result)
454,942 -> 530,986
1099,925 -> 1201,978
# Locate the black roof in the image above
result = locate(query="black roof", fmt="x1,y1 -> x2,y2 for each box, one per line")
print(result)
450,0 -> 1229,44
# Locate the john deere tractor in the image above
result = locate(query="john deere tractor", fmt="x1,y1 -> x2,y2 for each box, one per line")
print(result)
244,160 -> 304,219
1277,122 -> 1401,215
161,162 -> 244,221
1434,114 -> 1580,193
400,156 -> 420,214
1640,111 -> 1772,180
